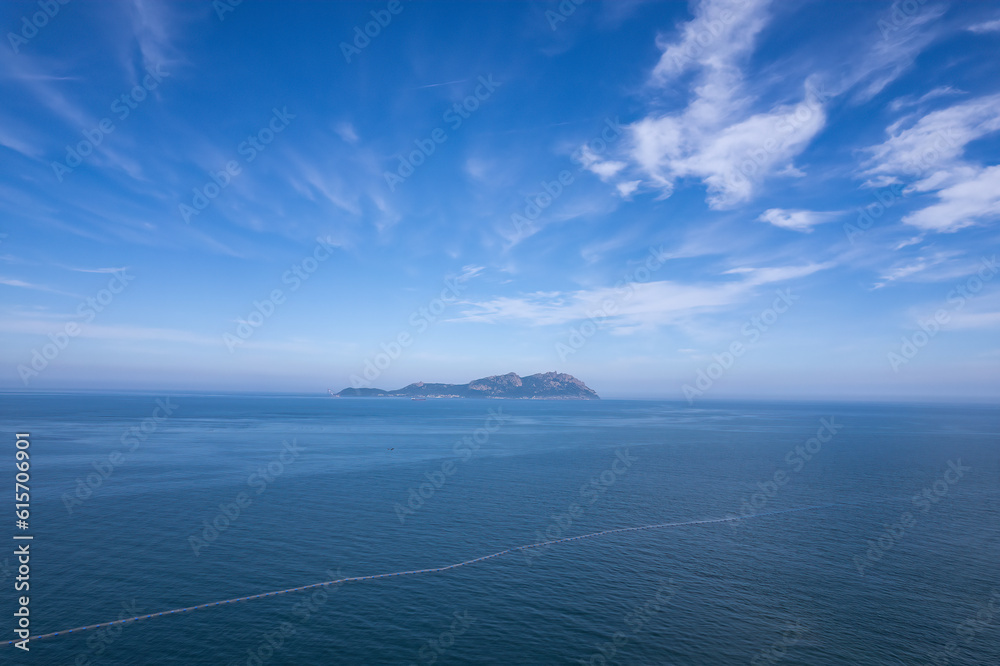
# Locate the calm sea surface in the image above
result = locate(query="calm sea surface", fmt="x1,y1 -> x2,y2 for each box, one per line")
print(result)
1,393 -> 998,665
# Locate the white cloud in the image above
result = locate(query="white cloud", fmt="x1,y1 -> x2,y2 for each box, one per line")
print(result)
284,150 -> 361,216
578,144 -> 627,181
889,86 -> 964,112
0,277 -> 83,298
730,262 -> 836,287
335,121 -> 359,144
871,250 -> 964,289
669,93 -> 826,209
59,266 -> 130,274
0,316 -> 345,354
0,55 -> 93,129
758,208 -> 840,232
861,93 -> 1000,186
892,235 -> 925,250
616,180 -> 640,197
128,0 -> 168,64
968,18 -> 1000,33
848,3 -> 946,103
859,94 -> 1000,235
588,159 -> 627,180
651,0 -> 770,84
582,0 -> 830,209
124,0 -> 183,83
453,264 -> 485,282
580,228 -> 642,264
0,121 -> 42,159
596,0 -> 946,209
902,165 -> 1000,232
873,262 -> 927,288
450,261 -> 832,329
464,157 -> 490,181
585,0 -> 947,209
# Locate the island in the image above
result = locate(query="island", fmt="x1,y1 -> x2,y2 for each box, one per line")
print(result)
332,371 -> 599,400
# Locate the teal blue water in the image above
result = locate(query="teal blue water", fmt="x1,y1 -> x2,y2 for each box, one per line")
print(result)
2,393 -> 998,664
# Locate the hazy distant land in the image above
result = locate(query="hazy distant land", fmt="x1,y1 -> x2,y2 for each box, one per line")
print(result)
333,371 -> 600,400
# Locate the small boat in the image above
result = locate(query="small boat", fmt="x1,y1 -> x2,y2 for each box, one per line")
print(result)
411,397 -> 426,401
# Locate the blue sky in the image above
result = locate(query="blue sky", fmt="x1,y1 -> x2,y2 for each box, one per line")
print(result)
1,0 -> 999,400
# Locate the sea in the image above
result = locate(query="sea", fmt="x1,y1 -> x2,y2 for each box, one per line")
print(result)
1,392 -> 998,665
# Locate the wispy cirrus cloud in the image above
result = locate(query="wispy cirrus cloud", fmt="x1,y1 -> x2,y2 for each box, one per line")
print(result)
902,165 -> 1000,233
579,0 -> 950,212
860,94 -> 1000,233
59,266 -> 130,274
967,18 -> 1000,33
860,93 -> 1000,187
0,119 -> 44,160
334,121 -> 359,143
0,277 -> 83,299
450,261 -> 832,330
844,2 -> 947,104
758,208 -> 840,233
871,249 -> 965,289
0,317 -> 216,345
888,85 -> 964,112
122,0 -> 185,81
580,0 -> 830,209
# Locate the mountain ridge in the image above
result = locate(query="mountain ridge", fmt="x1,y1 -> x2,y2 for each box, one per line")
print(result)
333,371 -> 599,400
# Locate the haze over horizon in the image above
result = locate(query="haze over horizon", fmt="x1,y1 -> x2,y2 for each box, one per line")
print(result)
2,0 -> 999,401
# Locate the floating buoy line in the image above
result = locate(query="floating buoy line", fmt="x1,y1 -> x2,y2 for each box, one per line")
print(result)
8,504 -> 831,646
